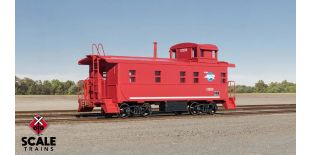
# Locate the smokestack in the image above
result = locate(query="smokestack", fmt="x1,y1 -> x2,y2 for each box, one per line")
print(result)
153,41 -> 157,58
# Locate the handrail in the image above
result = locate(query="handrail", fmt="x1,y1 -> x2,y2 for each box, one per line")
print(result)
228,81 -> 236,97
97,43 -> 106,56
92,44 -> 98,55
91,43 -> 105,56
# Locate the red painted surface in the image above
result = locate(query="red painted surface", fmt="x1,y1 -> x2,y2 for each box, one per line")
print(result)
78,42 -> 236,113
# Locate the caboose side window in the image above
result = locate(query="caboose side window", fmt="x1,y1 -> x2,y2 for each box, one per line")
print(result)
130,77 -> 136,83
172,52 -> 176,59
193,72 -> 199,83
192,48 -> 197,58
129,70 -> 136,83
180,71 -> 186,83
221,72 -> 226,77
180,71 -> 185,76
212,51 -> 216,59
200,50 -> 204,57
129,70 -> 136,76
221,72 -> 226,83
102,72 -> 107,80
155,71 -> 161,83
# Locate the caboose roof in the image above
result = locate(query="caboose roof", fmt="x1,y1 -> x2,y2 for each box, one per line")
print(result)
78,55 -> 235,67
170,42 -> 218,51
79,55 -> 177,65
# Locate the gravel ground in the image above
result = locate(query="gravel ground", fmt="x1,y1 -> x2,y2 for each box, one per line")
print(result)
15,94 -> 296,154
15,113 -> 295,155
15,93 -> 296,111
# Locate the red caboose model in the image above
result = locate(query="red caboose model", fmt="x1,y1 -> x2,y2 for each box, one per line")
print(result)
78,42 -> 236,117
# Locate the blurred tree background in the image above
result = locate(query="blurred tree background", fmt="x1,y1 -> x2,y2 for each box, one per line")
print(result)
15,76 -> 295,95
233,80 -> 296,93
15,76 -> 84,95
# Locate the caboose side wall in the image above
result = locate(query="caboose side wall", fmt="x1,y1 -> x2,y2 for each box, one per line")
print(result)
115,62 -> 229,103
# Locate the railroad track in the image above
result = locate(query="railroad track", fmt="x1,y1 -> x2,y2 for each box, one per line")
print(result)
15,104 -> 296,125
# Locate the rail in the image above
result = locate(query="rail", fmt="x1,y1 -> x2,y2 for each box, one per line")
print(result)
15,104 -> 295,125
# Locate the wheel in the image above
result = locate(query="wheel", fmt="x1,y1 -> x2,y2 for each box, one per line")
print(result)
196,104 -> 204,115
189,102 -> 199,115
206,103 -> 217,115
119,103 -> 130,118
213,104 -> 218,113
141,103 -> 152,117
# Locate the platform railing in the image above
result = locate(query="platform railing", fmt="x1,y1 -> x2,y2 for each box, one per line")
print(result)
228,81 -> 236,97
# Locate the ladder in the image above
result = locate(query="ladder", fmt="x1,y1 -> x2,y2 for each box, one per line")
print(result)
91,56 -> 100,100
89,43 -> 105,100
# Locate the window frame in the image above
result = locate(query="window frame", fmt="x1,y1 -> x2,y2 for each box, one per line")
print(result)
193,72 -> 199,83
180,71 -> 186,83
155,70 -> 161,83
129,70 -> 136,83
221,72 -> 226,83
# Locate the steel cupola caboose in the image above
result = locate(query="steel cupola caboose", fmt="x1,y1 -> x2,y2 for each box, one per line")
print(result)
78,42 -> 236,117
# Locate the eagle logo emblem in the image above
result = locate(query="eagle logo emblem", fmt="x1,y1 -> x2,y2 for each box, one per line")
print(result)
204,72 -> 215,82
